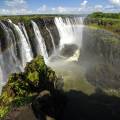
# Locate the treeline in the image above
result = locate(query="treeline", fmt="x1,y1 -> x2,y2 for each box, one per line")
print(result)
0,15 -> 55,25
88,12 -> 120,19
85,12 -> 120,35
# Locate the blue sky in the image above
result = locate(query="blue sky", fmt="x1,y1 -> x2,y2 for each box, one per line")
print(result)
0,0 -> 120,15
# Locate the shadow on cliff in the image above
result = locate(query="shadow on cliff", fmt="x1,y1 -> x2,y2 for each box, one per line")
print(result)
32,88 -> 120,120
61,88 -> 120,120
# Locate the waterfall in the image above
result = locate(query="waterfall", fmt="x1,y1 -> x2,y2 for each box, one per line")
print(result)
0,16 -> 85,94
54,17 -> 84,49
45,26 -> 56,53
0,21 -> 24,87
9,20 -> 33,67
19,23 -> 32,49
19,22 -> 33,58
31,20 -> 48,61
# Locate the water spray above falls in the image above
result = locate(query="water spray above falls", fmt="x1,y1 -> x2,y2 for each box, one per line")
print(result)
54,17 -> 84,49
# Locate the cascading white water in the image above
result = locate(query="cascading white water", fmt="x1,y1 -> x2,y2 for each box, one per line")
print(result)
54,17 -> 84,49
51,17 -> 85,63
0,21 -> 18,65
45,26 -> 56,53
19,23 -> 32,47
0,16 -> 85,94
9,21 -> 33,67
0,21 -> 24,91
19,23 -> 33,58
0,21 -> 23,81
31,20 -> 48,61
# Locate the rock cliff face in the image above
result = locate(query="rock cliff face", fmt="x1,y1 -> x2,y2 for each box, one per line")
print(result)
0,14 -> 120,119
26,18 -> 60,56
80,27 -> 120,89
0,16 -> 60,57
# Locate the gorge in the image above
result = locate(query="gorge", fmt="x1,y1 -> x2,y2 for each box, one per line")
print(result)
0,14 -> 120,120
0,16 -> 84,91
0,15 -> 120,91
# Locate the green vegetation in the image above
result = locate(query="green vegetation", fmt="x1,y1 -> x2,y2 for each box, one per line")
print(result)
0,15 -> 54,24
0,56 -> 60,119
87,12 -> 120,19
0,14 -> 76,25
85,12 -> 120,35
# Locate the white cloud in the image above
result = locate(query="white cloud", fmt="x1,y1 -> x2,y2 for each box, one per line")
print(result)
5,0 -> 27,8
0,8 -> 33,15
81,0 -> 88,6
37,5 -> 47,12
109,0 -> 120,6
1,0 -> 33,15
57,6 -> 67,13
0,9 -> 10,15
37,5 -> 67,14
94,5 -> 103,12
0,0 -> 120,15
36,3 -> 120,14
51,7 -> 80,14
104,5 -> 114,9
51,8 -> 56,11
78,0 -> 88,12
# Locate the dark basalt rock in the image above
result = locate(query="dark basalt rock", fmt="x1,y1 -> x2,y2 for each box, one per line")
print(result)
32,90 -> 55,120
32,90 -> 67,120
80,27 -> 120,89
60,44 -> 78,57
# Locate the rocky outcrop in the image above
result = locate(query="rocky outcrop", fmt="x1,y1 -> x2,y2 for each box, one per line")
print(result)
32,90 -> 66,120
60,44 -> 78,57
4,105 -> 37,120
0,56 -> 66,120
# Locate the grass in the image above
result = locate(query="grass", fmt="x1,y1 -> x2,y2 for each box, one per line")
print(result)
86,13 -> 120,35
0,106 -> 9,119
